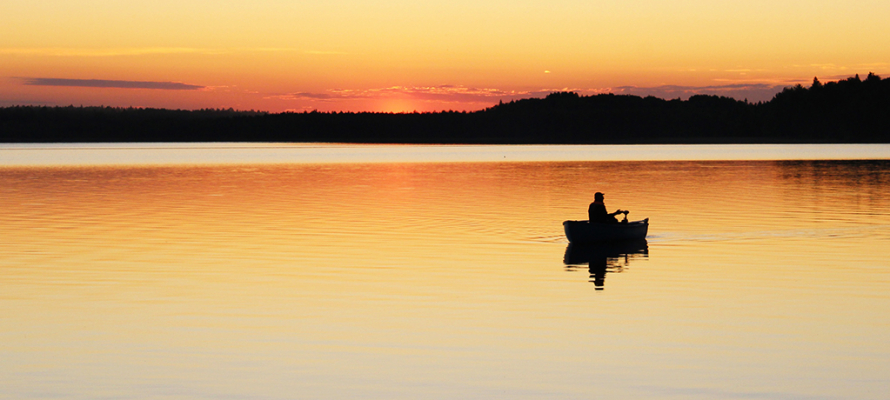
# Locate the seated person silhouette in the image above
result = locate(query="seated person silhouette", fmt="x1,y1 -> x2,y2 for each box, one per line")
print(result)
588,192 -> 627,224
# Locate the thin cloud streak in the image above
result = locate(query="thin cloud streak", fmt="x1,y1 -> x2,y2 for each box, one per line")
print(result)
22,78 -> 205,90
0,47 -> 335,57
0,99 -> 55,106
0,47 -> 220,57
303,50 -> 348,55
269,85 -> 536,104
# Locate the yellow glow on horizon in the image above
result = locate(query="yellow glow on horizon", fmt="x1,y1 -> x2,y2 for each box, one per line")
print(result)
377,99 -> 419,114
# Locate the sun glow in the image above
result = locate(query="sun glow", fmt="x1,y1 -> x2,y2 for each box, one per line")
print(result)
377,99 -> 422,114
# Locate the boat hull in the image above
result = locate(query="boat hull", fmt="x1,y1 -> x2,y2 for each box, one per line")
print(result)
563,218 -> 649,243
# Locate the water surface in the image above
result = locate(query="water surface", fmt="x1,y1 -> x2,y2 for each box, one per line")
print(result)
1,145 -> 889,399
2,143 -> 889,165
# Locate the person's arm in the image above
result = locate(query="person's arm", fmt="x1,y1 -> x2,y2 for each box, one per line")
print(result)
609,209 -> 628,217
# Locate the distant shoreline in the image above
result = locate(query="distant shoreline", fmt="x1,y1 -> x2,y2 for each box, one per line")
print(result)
3,143 -> 889,167
2,74 -> 888,144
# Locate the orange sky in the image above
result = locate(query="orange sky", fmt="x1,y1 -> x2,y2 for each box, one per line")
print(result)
2,0 -> 889,112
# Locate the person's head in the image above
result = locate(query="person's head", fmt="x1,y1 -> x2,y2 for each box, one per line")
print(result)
594,192 -> 604,201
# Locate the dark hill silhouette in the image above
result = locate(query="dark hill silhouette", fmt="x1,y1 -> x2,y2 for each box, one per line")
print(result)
2,74 -> 889,143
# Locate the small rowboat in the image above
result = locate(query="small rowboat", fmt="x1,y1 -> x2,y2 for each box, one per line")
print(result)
563,218 -> 649,243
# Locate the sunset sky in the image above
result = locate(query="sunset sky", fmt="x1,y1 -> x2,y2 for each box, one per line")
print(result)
2,0 -> 888,112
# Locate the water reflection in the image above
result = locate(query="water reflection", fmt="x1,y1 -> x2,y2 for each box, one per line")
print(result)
2,157 -> 889,399
564,240 -> 649,290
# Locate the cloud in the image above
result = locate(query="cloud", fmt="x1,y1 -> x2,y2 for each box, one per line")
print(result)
303,50 -> 348,55
616,73 -> 882,102
608,83 -> 788,102
0,47 -> 221,57
285,92 -> 337,100
0,47 -> 341,57
0,99 -> 55,106
269,85 -> 536,104
21,78 -> 205,90
813,71 -> 888,81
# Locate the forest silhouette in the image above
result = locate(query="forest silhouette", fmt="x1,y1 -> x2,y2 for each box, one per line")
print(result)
2,74 -> 889,143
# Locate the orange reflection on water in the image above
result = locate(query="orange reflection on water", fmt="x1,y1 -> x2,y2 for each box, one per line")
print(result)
1,160 -> 889,399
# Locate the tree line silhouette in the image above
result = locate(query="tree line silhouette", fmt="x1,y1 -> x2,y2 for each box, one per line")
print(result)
2,74 -> 888,143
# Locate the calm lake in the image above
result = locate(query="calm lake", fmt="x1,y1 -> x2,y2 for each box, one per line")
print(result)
1,144 -> 889,399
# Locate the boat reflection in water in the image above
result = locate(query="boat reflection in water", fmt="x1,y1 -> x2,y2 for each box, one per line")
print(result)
563,240 -> 649,290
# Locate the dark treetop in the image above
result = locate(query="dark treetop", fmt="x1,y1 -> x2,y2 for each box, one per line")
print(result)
2,74 -> 889,144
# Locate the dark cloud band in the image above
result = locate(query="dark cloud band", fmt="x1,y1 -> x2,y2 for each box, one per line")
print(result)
22,78 -> 204,90
611,84 -> 786,102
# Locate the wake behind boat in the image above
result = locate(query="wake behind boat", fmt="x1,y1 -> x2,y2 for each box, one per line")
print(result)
563,218 -> 649,243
